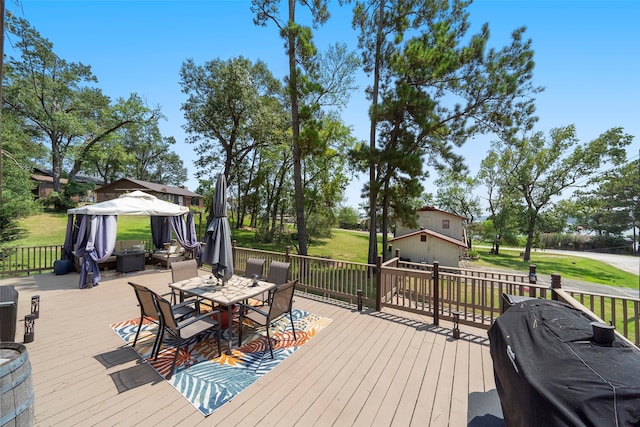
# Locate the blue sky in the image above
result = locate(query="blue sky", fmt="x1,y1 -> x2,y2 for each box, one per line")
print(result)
8,0 -> 639,210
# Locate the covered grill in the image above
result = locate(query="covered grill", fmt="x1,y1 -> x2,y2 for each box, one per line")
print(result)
488,299 -> 640,426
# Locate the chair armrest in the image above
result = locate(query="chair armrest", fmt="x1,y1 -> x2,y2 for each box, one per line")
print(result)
237,303 -> 268,317
179,309 -> 221,328
173,299 -> 198,310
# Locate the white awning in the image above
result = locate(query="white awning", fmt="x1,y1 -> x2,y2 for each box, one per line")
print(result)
67,190 -> 189,216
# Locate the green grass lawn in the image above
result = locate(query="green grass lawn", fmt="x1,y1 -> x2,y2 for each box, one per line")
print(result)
470,247 -> 638,289
6,213 -> 637,287
7,214 -> 378,264
222,228 -> 377,263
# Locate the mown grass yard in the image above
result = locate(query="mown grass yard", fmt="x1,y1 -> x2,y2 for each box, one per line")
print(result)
5,213 -> 638,288
470,247 -> 638,289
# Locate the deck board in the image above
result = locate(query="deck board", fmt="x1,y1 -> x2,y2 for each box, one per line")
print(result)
0,270 -> 499,427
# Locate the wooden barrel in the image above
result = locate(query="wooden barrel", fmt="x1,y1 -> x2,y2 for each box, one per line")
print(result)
0,343 -> 34,427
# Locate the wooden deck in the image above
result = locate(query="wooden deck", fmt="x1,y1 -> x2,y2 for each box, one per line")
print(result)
2,269 -> 502,426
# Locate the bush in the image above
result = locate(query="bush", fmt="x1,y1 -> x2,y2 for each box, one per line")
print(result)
588,235 -> 632,254
0,207 -> 25,243
43,191 -> 76,212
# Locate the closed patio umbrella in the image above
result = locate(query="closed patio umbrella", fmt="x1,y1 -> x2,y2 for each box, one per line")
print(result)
201,173 -> 233,282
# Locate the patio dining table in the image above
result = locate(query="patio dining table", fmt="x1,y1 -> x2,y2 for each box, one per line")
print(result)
169,274 -> 276,353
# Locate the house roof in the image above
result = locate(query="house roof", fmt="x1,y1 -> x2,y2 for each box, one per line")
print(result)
390,229 -> 467,248
417,205 -> 468,221
32,168 -> 104,185
96,178 -> 201,198
31,174 -> 68,184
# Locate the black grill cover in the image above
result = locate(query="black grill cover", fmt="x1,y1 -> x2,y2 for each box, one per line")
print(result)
488,299 -> 640,427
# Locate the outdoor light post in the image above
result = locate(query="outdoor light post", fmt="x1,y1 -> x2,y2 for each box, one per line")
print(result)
528,265 -> 537,284
31,295 -> 40,319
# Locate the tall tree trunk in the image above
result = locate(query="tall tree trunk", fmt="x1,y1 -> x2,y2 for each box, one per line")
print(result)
381,190 -> 390,261
288,0 -> 308,255
368,0 -> 385,265
52,142 -> 62,192
270,164 -> 286,242
523,211 -> 537,261
238,149 -> 258,230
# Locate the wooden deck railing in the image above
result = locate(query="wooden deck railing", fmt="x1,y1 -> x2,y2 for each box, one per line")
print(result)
548,273 -> 640,346
381,257 -> 551,327
3,243 -> 639,346
0,244 -> 63,276
233,245 -> 377,307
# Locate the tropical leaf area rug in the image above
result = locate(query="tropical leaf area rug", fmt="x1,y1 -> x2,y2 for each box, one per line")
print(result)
110,308 -> 332,416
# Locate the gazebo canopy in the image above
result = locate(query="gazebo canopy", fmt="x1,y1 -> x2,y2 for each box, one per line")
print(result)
64,190 -> 199,289
67,190 -> 189,216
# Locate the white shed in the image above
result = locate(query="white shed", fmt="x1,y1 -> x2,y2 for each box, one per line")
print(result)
390,229 -> 467,267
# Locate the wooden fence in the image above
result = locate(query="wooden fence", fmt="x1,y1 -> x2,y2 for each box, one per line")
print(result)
2,243 -> 639,346
380,258 -> 549,328
233,246 -> 377,307
0,245 -> 63,276
549,274 -> 640,346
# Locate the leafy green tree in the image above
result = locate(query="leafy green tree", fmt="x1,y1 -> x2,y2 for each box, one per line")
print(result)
83,115 -> 186,185
349,0 -> 541,262
252,0 -> 330,256
484,125 -> 632,261
254,142 -> 294,243
573,160 -> 640,251
3,15 -> 156,192
478,149 -> 524,252
82,132 -> 134,183
434,170 -> 482,224
348,0 -> 413,265
251,2 -> 360,254
0,110 -> 44,242
336,205 -> 360,229
180,56 -> 281,180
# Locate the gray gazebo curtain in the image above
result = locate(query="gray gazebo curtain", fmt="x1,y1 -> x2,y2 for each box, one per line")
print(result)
62,215 -> 75,260
170,213 -> 202,265
150,216 -> 172,249
150,214 -> 201,264
74,215 -> 117,288
64,212 -> 199,289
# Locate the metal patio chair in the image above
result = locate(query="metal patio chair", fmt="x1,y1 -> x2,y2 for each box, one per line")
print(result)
237,279 -> 298,359
153,294 -> 222,379
128,282 -> 197,356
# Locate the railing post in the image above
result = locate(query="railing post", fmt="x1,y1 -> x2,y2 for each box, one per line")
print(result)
376,255 -> 382,311
285,246 -> 290,263
357,290 -> 363,311
551,273 -> 561,301
433,261 -> 439,326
